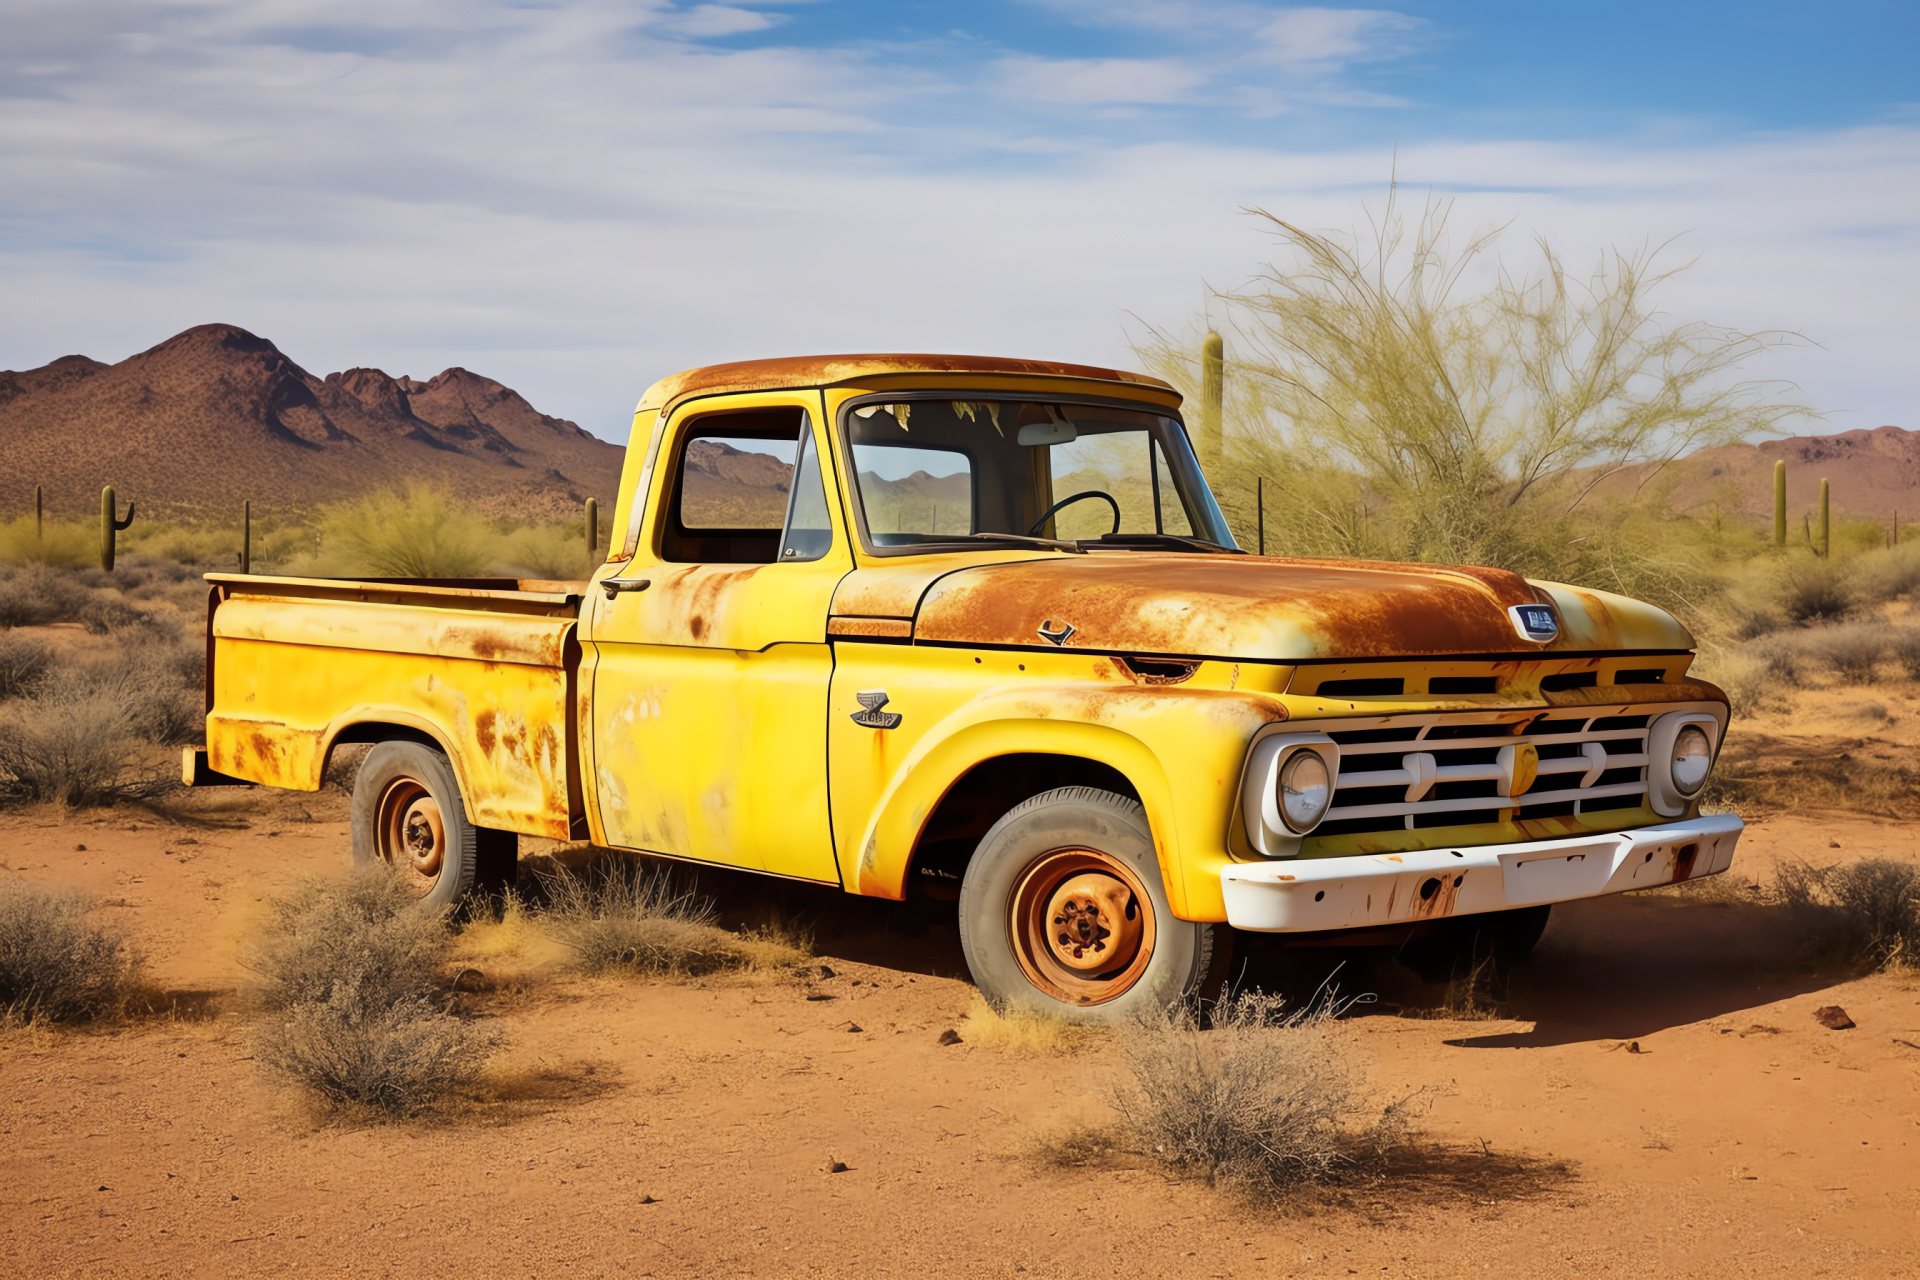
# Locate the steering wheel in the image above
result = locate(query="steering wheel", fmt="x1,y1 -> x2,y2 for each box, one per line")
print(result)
1026,490 -> 1120,538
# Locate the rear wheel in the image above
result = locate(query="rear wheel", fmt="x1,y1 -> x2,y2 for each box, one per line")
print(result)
350,741 -> 514,911
958,787 -> 1223,1024
1395,905 -> 1551,985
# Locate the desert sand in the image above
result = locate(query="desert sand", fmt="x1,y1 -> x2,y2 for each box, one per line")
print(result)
1,786 -> 1916,1279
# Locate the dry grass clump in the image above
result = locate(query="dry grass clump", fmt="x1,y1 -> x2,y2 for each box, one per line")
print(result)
1803,623 -> 1889,684
0,879 -> 141,1024
0,692 -> 167,806
1775,858 -> 1920,972
0,564 -> 91,628
1106,993 -> 1422,1198
960,992 -> 1104,1055
539,859 -> 809,977
249,871 -> 498,1116
0,633 -> 53,699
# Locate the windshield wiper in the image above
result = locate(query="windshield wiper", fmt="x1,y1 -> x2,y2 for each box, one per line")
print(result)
963,532 -> 1088,555
1080,533 -> 1246,554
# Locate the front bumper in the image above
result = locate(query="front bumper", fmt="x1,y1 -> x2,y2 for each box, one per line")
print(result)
1219,814 -> 1743,933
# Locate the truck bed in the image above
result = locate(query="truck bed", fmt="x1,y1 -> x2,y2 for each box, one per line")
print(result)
199,574 -> 589,840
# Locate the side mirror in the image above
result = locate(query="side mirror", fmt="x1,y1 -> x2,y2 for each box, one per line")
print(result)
1016,419 -> 1077,447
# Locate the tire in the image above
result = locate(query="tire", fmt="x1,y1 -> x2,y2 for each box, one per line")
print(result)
957,786 -> 1223,1024
1395,904 -> 1551,985
350,740 -> 515,912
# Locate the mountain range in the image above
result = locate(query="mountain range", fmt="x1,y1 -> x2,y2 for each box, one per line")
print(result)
0,323 -> 622,524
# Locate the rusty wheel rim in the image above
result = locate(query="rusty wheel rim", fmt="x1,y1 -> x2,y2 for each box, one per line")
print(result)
376,777 -> 446,897
1009,848 -> 1156,1006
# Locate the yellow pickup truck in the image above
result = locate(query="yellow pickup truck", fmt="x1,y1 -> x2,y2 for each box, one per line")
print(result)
191,353 -> 1741,1020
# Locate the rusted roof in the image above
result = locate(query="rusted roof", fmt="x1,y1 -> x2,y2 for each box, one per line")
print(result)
635,354 -> 1179,414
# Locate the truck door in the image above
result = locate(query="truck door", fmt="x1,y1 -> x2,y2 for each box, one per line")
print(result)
584,391 -> 850,881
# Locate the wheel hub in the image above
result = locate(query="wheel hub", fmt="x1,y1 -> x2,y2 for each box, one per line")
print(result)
1044,872 -> 1142,972
400,797 -> 444,875
376,778 -> 447,896
1010,848 -> 1158,1006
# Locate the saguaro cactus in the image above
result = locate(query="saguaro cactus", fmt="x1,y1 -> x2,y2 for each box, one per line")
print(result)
1819,478 -> 1831,558
35,484 -> 43,544
99,486 -> 134,572
1200,331 -> 1225,467
1773,460 -> 1786,548
241,500 -> 252,574
585,497 -> 599,560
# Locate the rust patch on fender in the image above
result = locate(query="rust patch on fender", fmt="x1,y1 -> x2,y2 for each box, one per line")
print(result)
474,709 -> 498,756
1409,872 -> 1465,919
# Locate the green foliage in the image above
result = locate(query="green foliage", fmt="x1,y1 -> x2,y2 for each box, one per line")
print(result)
1138,185 -> 1813,607
314,483 -> 496,578
0,517 -> 93,568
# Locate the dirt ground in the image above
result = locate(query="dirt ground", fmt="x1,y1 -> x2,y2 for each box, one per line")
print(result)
3,785 -> 1918,1279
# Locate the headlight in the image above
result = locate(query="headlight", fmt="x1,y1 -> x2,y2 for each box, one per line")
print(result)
1670,724 -> 1712,796
1646,711 -> 1721,816
1242,732 -> 1340,855
1278,750 -> 1332,833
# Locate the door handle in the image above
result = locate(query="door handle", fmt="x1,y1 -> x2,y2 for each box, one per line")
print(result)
600,577 -> 652,599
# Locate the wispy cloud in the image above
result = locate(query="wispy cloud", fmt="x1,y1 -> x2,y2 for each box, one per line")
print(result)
0,1 -> 1912,441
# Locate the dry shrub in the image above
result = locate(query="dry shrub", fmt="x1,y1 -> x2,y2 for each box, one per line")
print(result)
498,523 -> 596,581
0,633 -> 53,699
1805,623 -> 1888,685
1845,540 -> 1920,605
540,859 -> 809,977
1885,628 -> 1920,681
250,871 -> 498,1116
1110,993 -> 1421,1198
961,992 -> 1103,1055
1777,559 -> 1855,623
0,564 -> 90,628
314,483 -> 495,578
0,518 -> 93,569
0,691 -> 167,806
0,879 -> 140,1023
1774,859 -> 1920,972
447,892 -> 572,993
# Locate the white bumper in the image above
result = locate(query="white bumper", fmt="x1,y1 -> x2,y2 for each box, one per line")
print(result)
1219,814 -> 1743,933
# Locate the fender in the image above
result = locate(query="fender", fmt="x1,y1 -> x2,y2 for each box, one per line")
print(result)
850,714 -> 1187,910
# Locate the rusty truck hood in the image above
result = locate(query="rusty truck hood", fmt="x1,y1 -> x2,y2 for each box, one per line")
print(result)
876,553 -> 1691,661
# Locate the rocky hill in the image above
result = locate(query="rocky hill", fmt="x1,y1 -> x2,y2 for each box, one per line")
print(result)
0,324 -> 623,523
1606,425 -> 1920,524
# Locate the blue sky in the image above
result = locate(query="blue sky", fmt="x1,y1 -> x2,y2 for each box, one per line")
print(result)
2,1 -> 1916,443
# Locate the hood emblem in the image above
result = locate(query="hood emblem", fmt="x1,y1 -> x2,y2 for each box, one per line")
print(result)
1508,604 -> 1559,644
1037,619 -> 1077,647
849,690 -> 902,730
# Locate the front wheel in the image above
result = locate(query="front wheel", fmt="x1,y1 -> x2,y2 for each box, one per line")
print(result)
957,787 -> 1223,1024
350,740 -> 514,911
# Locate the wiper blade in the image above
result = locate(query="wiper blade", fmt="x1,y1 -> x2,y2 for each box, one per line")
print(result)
1081,533 -> 1246,554
964,532 -> 1088,554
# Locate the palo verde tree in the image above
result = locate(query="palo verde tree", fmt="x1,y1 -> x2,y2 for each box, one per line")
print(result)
1139,186 -> 1813,599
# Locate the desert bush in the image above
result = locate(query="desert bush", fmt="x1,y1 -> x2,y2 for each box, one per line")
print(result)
1136,184 -> 1809,590
1844,541 -> 1920,605
31,636 -> 203,746
0,517 -> 93,569
1109,993 -> 1420,1197
498,523 -> 595,581
0,564 -> 91,628
1774,859 -> 1920,971
1805,623 -> 1889,685
1743,633 -> 1803,685
250,871 -> 497,1116
0,879 -> 140,1023
1886,628 -> 1920,680
315,483 -> 497,578
1777,558 -> 1854,623
0,690 -> 165,806
0,633 -> 53,699
539,858 -> 808,976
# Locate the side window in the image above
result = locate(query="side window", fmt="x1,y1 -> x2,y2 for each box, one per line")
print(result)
662,408 -> 834,564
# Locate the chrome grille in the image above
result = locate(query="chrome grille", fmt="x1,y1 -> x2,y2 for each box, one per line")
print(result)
1317,711 -> 1651,835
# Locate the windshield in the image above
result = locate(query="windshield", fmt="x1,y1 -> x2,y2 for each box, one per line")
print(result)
843,397 -> 1235,553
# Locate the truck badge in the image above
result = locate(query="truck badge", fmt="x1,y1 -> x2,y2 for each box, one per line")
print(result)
850,690 -> 902,730
1036,620 -> 1077,646
1508,603 -> 1559,644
